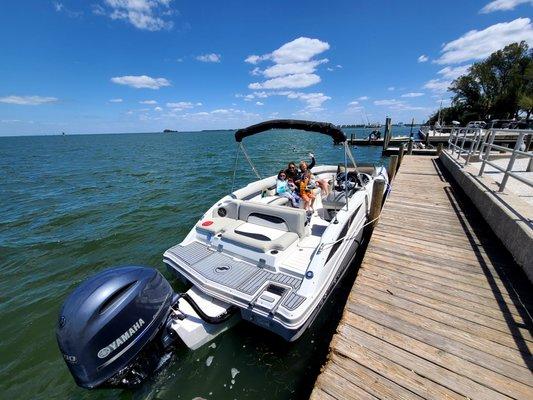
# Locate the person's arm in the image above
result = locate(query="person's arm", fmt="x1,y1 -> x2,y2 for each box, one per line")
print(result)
308,153 -> 316,170
276,180 -> 287,194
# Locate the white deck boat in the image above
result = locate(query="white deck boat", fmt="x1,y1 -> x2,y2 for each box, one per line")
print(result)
164,119 -> 389,342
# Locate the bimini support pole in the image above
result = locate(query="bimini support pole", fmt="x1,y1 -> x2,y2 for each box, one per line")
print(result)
230,144 -> 240,193
344,141 -> 349,211
344,141 -> 358,171
240,142 -> 261,180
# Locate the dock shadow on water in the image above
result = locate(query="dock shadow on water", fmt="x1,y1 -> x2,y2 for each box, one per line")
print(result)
0,128 -> 395,400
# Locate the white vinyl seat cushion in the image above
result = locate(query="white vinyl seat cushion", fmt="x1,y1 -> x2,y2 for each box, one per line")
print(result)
250,196 -> 290,207
221,222 -> 298,253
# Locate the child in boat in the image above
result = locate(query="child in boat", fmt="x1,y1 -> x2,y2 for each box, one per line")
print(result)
276,170 -> 300,208
299,170 -> 316,214
299,153 -> 330,196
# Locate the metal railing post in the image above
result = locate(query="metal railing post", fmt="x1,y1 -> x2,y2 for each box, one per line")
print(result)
452,127 -> 461,154
457,128 -> 468,160
499,132 -> 525,192
479,129 -> 496,177
464,129 -> 478,166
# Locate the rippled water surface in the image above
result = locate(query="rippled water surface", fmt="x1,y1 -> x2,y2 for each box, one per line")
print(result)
0,128 -> 412,400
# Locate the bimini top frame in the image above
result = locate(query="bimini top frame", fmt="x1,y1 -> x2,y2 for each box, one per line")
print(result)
235,119 -> 347,145
231,120 -> 358,205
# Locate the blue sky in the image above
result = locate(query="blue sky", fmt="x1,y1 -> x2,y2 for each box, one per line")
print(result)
1,0 -> 533,135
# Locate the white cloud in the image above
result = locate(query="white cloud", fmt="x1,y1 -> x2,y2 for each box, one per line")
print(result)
245,37 -> 329,90
109,98 -> 123,103
244,54 -> 269,64
0,95 -> 58,105
53,2 -> 83,17
327,67 -> 334,72
99,0 -> 174,31
435,18 -> 533,64
249,73 -> 321,90
437,65 -> 471,80
285,92 -> 331,110
373,98 -> 428,111
480,0 -> 533,13
401,92 -> 425,98
154,106 -> 163,111
374,99 -> 401,106
250,67 -> 262,76
348,101 -> 359,106
262,59 -> 328,78
418,54 -> 429,63
139,99 -> 157,104
423,79 -> 451,93
336,64 -> 342,69
256,101 -> 264,106
111,75 -> 171,89
172,108 -> 260,124
166,101 -> 195,110
357,96 -> 369,101
387,86 -> 395,91
237,90 -> 330,110
270,37 -> 330,64
196,53 -> 221,63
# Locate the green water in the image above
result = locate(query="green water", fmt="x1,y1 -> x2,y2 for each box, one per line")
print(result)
0,128 -> 408,400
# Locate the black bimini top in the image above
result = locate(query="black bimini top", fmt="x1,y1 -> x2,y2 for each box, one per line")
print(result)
235,119 -> 346,144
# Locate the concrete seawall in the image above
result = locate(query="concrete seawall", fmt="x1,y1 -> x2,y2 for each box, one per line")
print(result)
439,150 -> 533,283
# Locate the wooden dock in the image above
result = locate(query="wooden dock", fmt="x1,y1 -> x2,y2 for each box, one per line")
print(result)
310,155 -> 533,400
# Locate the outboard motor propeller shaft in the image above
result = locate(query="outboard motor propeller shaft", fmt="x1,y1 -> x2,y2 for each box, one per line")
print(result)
56,266 -> 177,389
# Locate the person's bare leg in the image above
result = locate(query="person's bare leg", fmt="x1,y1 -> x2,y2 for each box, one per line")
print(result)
317,179 -> 329,196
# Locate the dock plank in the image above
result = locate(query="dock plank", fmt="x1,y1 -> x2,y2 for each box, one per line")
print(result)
310,155 -> 533,400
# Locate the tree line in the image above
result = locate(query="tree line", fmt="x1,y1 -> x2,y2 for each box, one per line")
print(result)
427,41 -> 533,125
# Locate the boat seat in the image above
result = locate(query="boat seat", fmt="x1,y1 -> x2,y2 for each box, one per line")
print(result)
196,217 -> 244,236
221,222 -> 298,253
322,190 -> 348,210
238,201 -> 307,238
250,196 -> 290,207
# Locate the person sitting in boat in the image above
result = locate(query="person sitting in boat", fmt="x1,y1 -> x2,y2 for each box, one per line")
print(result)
284,162 -> 298,181
276,170 -> 300,208
299,170 -> 316,214
299,154 -> 330,196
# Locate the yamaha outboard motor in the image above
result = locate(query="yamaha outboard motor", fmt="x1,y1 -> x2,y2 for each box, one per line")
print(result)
56,266 -> 178,389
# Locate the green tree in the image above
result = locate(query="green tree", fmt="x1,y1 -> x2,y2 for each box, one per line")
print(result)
427,41 -> 532,124
518,60 -> 533,120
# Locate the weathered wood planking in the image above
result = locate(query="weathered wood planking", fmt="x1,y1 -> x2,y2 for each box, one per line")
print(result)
310,155 -> 533,400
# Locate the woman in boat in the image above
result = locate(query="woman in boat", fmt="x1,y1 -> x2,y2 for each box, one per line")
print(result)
276,170 -> 300,208
284,162 -> 298,181
299,154 -> 330,196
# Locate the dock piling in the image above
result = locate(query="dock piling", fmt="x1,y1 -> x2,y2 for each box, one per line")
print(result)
387,155 -> 398,182
398,143 -> 405,167
407,139 -> 413,155
368,179 -> 385,230
382,117 -> 392,151
437,142 -> 444,156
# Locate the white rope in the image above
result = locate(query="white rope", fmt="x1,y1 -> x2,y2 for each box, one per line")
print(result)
319,182 -> 391,251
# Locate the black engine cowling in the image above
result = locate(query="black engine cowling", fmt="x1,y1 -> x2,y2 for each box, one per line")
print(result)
56,266 -> 175,389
